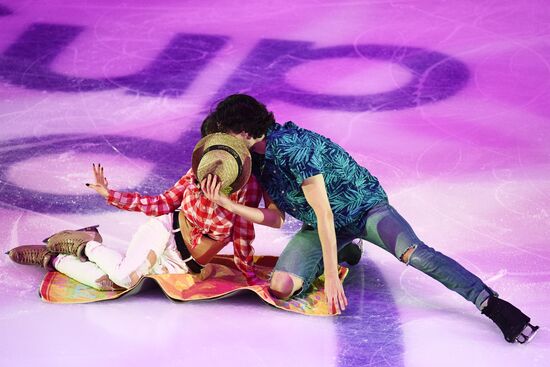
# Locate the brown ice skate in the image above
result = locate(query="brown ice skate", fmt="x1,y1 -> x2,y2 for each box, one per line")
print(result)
5,245 -> 55,271
44,225 -> 102,261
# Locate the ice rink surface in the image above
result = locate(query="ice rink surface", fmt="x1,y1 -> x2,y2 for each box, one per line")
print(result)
0,1 -> 549,366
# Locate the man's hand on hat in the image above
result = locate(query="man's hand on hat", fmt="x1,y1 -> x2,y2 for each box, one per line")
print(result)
201,174 -> 231,208
85,163 -> 110,198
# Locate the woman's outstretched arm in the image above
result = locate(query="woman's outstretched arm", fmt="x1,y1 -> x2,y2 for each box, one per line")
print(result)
86,163 -> 190,216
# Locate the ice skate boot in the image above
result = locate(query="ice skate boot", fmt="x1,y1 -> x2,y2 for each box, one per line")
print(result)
338,239 -> 364,266
5,245 -> 55,271
482,295 -> 539,343
44,225 -> 102,262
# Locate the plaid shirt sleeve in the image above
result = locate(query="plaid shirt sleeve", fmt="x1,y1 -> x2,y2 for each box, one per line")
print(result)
106,169 -> 193,216
232,175 -> 262,282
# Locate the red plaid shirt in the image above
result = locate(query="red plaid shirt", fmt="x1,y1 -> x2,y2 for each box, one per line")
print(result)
107,169 -> 262,280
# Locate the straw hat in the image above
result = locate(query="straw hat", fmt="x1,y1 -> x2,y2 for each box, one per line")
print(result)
192,133 -> 252,195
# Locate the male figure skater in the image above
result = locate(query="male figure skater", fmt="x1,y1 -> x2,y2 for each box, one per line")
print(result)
200,94 -> 538,343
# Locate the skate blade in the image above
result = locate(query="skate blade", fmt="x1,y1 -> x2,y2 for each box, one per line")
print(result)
516,323 -> 540,344
42,225 -> 100,243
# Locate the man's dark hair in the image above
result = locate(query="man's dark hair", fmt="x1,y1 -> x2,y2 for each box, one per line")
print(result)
201,94 -> 275,138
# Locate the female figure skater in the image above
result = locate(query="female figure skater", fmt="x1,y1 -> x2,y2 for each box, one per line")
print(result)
7,133 -> 284,290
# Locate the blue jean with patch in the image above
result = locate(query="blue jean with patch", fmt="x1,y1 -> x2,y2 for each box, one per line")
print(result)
273,202 -> 495,310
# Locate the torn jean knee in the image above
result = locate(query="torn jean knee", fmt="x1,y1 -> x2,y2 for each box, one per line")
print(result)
398,244 -> 418,265
268,270 -> 307,298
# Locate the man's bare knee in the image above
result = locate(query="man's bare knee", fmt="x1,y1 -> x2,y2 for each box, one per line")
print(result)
269,272 -> 301,300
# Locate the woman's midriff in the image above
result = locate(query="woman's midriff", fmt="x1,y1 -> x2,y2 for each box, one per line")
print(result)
178,211 -> 226,265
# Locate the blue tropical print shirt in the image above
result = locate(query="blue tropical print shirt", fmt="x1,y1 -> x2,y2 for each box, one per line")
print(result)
254,121 -> 388,229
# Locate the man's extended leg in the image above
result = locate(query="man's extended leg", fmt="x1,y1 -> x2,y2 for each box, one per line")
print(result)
360,202 -> 538,342
361,203 -> 494,308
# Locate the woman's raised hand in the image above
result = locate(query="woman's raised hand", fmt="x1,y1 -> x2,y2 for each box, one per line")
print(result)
86,163 -> 109,198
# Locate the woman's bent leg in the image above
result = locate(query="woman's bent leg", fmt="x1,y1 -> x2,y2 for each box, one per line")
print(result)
53,254 -> 120,290
85,218 -> 172,289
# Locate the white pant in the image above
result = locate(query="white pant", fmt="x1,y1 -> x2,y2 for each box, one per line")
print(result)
53,215 -> 189,290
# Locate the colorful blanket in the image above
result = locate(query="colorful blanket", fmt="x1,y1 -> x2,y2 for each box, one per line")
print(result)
40,255 -> 349,316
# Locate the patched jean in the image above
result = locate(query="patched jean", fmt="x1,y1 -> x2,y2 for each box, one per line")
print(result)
273,202 -> 496,310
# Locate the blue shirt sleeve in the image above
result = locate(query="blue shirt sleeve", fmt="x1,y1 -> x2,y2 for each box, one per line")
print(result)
287,134 -> 324,186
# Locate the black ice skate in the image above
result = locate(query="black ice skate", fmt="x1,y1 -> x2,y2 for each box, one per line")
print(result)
481,296 -> 539,343
338,239 -> 364,266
